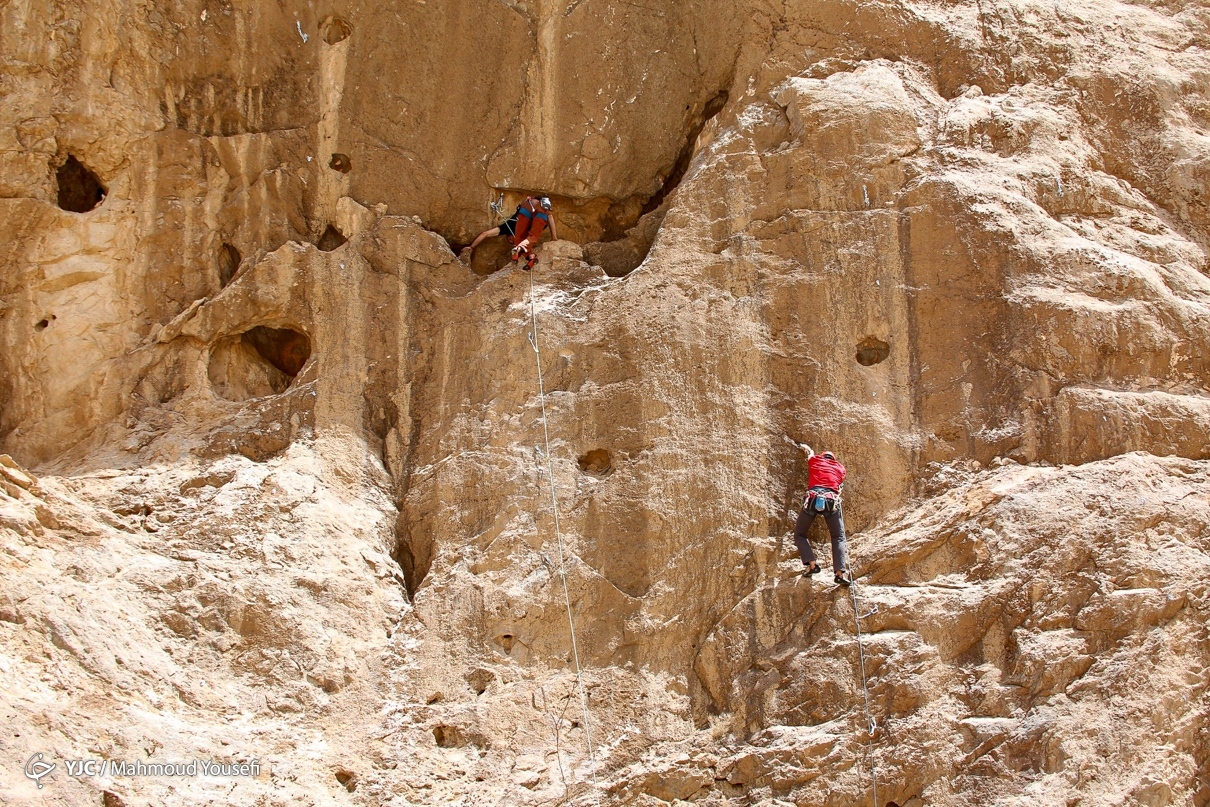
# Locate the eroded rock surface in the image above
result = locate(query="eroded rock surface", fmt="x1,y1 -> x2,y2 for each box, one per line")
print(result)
2,1 -> 1210,805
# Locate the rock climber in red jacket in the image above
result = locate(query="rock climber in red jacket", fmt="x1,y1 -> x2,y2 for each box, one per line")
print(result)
464,195 -> 558,270
793,445 -> 851,586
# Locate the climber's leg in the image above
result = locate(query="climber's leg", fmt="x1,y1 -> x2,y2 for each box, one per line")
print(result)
467,225 -> 503,253
793,507 -> 819,569
824,506 -> 848,573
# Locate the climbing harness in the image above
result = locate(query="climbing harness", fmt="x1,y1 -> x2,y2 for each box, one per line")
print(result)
527,269 -> 602,803
807,487 -> 840,514
847,573 -> 880,806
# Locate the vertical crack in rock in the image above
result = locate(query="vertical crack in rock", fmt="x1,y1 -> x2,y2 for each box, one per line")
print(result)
641,89 -> 728,216
217,243 -> 241,288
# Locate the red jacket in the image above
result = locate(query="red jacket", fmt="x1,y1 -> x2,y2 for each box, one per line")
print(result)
807,455 -> 846,491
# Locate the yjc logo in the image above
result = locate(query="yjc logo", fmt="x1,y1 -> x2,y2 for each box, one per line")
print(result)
24,752 -> 56,789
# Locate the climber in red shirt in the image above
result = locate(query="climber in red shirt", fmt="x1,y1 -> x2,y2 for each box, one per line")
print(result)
793,445 -> 851,586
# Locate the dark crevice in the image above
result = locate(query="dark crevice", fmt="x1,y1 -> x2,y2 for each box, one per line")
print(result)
218,243 -> 241,287
393,515 -> 433,601
317,224 -> 348,251
641,89 -> 728,216
56,155 -> 106,213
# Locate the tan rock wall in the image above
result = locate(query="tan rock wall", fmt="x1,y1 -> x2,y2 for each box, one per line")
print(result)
2,0 -> 1210,805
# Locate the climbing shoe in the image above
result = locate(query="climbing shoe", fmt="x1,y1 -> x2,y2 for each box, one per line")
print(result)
524,255 -> 538,271
803,562 -> 821,577
834,570 -> 852,587
510,245 -> 525,262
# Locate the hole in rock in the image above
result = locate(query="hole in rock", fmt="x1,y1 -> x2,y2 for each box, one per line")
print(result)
321,16 -> 352,45
856,337 -> 891,366
34,319 -> 50,331
577,448 -> 613,476
334,769 -> 357,792
218,243 -> 241,287
465,668 -> 495,696
433,725 -> 465,748
207,327 -> 311,401
497,634 -> 515,653
329,152 -> 352,173
56,155 -> 107,213
317,224 -> 348,251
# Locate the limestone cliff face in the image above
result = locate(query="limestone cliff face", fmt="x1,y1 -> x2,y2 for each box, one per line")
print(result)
2,1 -> 1210,806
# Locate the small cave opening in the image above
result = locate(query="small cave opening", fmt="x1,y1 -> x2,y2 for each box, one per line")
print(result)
218,243 -> 241,287
317,224 -> 348,252
34,315 -> 55,332
856,337 -> 891,366
244,326 -> 311,376
207,326 -> 311,401
321,16 -> 353,45
333,769 -> 358,793
433,725 -> 467,748
56,155 -> 106,213
577,448 -> 613,476
329,153 -> 352,173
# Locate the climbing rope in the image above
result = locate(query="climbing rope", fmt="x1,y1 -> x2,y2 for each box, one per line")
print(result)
847,573 -> 880,806
526,267 -> 602,803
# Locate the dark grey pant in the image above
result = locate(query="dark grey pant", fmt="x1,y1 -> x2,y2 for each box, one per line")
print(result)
794,501 -> 848,573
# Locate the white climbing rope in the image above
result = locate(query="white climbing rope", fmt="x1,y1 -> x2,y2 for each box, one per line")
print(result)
847,573 -> 880,806
526,267 -> 602,804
